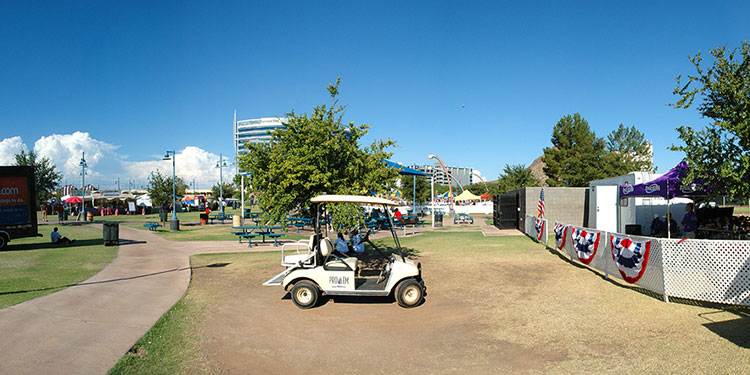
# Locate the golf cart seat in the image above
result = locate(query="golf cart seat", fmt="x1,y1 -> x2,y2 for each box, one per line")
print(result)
320,237 -> 358,271
281,234 -> 317,267
325,257 -> 359,271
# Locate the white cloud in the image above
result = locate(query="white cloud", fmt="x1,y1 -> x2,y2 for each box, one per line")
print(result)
123,146 -> 235,189
33,132 -> 123,184
1,132 -> 233,190
0,136 -> 29,166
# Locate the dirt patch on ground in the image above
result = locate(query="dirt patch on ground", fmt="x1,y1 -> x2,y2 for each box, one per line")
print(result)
192,255 -> 562,374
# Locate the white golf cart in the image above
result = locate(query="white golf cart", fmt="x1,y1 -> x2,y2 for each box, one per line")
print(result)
263,194 -> 426,309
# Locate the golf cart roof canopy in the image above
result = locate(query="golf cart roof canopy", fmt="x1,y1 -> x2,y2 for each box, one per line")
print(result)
310,194 -> 397,206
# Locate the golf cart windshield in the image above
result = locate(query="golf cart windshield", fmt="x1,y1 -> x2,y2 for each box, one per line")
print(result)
310,194 -> 403,259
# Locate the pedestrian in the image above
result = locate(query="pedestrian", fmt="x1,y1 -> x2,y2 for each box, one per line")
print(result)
40,203 -> 48,222
681,203 -> 698,239
57,204 -> 65,224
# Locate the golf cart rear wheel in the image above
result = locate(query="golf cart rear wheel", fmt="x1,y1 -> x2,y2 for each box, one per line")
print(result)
291,281 -> 318,309
396,279 -> 423,308
0,235 -> 6,250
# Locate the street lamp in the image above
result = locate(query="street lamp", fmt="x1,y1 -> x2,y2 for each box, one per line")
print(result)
215,153 -> 228,213
79,152 -> 87,221
163,150 -> 178,230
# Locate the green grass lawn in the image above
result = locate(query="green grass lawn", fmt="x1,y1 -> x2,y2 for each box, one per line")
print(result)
0,223 -> 118,309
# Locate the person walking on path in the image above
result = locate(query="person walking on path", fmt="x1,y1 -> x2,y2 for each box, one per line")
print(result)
681,203 -> 698,239
40,203 -> 48,222
56,204 -> 64,224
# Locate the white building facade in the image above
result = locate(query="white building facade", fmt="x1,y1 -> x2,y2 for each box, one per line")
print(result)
408,163 -> 474,187
234,116 -> 287,157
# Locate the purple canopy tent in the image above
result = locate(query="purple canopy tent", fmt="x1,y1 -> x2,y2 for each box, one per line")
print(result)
617,161 -> 706,238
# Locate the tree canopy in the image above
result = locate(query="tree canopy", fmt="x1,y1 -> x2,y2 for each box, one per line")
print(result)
670,41 -> 750,199
399,175 -> 431,203
542,113 -> 608,186
147,170 -> 187,207
14,150 -> 61,206
542,114 -> 654,186
211,182 -> 237,200
496,164 -> 539,192
237,78 -> 398,228
605,124 -> 653,173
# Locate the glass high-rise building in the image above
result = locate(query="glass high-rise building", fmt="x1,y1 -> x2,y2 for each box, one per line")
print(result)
234,116 -> 287,154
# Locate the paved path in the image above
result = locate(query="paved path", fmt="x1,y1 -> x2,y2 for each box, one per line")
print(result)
0,225 -> 282,375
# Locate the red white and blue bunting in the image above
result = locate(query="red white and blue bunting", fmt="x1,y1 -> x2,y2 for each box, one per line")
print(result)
571,227 -> 600,265
534,218 -> 545,241
554,222 -> 567,250
610,235 -> 651,284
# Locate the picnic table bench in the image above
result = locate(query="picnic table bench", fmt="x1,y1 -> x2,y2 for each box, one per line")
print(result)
143,221 -> 162,231
454,213 -> 474,224
232,225 -> 286,247
209,213 -> 233,224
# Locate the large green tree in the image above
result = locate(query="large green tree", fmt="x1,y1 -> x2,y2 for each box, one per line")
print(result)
399,175 -> 431,203
147,170 -> 188,207
237,78 -> 398,228
542,113 -> 608,186
211,182 -> 237,200
496,164 -> 539,192
605,124 -> 653,173
670,41 -> 750,198
14,150 -> 61,206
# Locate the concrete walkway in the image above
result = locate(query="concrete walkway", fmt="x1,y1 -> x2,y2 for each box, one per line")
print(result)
0,225 -> 281,375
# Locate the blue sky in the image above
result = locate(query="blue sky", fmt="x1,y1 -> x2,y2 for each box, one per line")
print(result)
1,1 -> 748,188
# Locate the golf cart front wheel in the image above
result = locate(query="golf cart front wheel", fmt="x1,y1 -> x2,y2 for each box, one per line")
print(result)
291,281 -> 319,309
396,279 -> 424,308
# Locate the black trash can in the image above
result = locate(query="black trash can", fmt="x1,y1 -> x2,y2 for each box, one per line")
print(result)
103,222 -> 119,246
433,210 -> 443,227
625,224 -> 642,235
170,219 -> 180,231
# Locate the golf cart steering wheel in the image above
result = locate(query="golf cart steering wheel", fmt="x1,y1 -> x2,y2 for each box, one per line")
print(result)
362,228 -> 372,242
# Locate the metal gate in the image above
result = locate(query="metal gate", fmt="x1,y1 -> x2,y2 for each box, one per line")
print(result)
493,192 -> 518,229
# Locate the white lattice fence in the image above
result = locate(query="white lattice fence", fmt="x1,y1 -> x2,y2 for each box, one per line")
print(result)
534,221 -> 749,306
662,239 -> 750,306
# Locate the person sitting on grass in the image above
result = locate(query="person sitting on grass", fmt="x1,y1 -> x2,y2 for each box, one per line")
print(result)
51,227 -> 75,245
351,230 -> 365,254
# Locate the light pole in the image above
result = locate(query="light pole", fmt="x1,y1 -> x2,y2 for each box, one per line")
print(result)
116,177 -> 120,191
216,153 -> 228,213
163,150 -> 179,230
79,152 -> 87,221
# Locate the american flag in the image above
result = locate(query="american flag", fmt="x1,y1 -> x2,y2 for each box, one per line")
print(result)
536,188 -> 545,218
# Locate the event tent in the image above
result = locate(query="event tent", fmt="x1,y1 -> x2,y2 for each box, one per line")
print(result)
382,159 -> 430,211
618,161 -> 706,200
454,190 -> 481,201
617,161 -> 706,238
